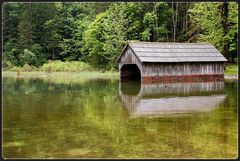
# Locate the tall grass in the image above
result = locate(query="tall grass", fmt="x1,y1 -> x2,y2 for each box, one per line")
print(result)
225,63 -> 238,76
5,60 -> 93,72
9,64 -> 38,72
40,60 -> 93,72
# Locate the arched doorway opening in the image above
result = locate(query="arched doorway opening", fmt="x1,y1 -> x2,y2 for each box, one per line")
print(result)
120,64 -> 141,81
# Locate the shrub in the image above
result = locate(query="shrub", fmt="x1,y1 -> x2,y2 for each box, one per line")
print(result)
30,44 -> 47,67
5,60 -> 93,72
2,61 -> 14,71
40,60 -> 93,72
8,64 -> 37,72
20,49 -> 38,66
22,64 -> 37,72
10,66 -> 22,72
19,46 -> 47,67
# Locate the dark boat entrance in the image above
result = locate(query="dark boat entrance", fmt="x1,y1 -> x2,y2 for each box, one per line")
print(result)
120,64 -> 141,81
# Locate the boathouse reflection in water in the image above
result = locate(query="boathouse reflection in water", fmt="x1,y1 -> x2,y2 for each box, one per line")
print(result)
119,81 -> 226,118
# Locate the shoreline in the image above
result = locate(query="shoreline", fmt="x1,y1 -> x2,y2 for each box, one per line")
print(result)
2,71 -> 238,80
2,71 -> 119,83
224,75 -> 238,80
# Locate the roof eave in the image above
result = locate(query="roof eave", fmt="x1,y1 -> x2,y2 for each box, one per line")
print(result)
141,60 -> 228,63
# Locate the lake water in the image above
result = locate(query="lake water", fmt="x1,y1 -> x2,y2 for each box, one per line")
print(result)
2,77 -> 238,159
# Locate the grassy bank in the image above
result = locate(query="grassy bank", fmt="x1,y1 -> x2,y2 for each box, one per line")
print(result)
2,62 -> 238,81
3,60 -> 120,83
2,71 -> 119,84
4,60 -> 94,72
224,63 -> 238,76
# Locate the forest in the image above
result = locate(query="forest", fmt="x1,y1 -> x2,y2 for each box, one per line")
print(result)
2,2 -> 238,71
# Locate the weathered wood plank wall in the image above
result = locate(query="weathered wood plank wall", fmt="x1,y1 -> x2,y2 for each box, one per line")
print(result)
118,46 -> 142,72
142,62 -> 224,77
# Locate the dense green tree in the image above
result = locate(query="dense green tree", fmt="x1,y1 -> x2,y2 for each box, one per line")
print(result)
101,3 -> 128,69
82,3 -> 128,69
2,2 -> 238,70
227,3 -> 238,62
124,3 -> 146,40
2,41 -> 21,66
30,43 -> 47,67
141,12 -> 156,41
2,3 -> 20,44
56,3 -> 103,61
43,4 -> 62,61
81,12 -> 108,69
31,3 -> 56,47
140,3 -> 173,42
189,2 -> 237,61
154,2 -> 172,42
18,3 -> 35,51
20,49 -> 38,66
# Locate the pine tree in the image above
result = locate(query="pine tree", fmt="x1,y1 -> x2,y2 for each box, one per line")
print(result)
18,3 -> 35,51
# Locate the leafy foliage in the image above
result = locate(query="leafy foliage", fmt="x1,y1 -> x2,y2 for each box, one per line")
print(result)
82,3 -> 128,70
2,2 -> 238,70
40,60 -> 92,72
189,2 -> 238,61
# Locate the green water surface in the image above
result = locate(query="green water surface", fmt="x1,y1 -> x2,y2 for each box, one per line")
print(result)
2,77 -> 238,159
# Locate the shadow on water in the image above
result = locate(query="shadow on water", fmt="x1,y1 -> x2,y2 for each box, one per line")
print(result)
119,80 -> 227,118
120,81 -> 141,95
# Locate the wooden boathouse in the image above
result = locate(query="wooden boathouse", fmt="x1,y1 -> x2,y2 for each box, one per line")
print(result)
117,42 -> 228,83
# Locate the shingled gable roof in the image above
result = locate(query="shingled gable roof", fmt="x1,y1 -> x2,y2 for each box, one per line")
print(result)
117,42 -> 228,63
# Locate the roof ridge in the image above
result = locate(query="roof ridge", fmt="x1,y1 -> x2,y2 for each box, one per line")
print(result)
139,56 -> 224,57
128,41 -> 212,45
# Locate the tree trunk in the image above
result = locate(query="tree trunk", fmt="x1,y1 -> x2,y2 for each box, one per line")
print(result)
52,48 -> 55,60
150,30 -> 154,42
185,2 -> 188,32
175,2 -> 178,42
154,3 -> 158,41
172,2 -> 178,42
220,3 -> 230,61
172,3 -> 175,42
